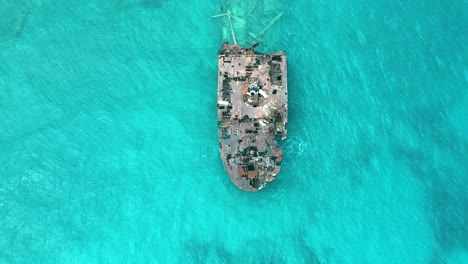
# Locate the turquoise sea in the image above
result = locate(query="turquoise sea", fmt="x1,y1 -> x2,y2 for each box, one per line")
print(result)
0,0 -> 466,263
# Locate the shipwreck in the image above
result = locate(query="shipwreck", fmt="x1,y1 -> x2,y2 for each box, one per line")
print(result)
217,43 -> 288,191
214,2 -> 287,191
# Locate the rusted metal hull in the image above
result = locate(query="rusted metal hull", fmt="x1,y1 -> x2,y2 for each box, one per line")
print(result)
217,43 -> 288,191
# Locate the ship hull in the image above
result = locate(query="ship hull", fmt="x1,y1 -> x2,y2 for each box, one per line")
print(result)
217,43 -> 288,191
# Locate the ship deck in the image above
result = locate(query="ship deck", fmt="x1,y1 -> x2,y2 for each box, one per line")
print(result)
217,43 -> 288,191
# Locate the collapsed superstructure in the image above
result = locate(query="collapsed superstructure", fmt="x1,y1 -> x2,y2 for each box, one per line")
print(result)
217,43 -> 288,191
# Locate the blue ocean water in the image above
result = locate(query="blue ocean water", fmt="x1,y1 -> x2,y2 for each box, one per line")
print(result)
0,0 -> 466,263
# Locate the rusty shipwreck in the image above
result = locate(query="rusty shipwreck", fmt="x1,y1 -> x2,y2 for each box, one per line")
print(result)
217,43 -> 288,191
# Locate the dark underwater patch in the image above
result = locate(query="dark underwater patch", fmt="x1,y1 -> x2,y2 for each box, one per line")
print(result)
140,0 -> 164,9
391,100 -> 468,255
430,186 -> 468,251
181,239 -> 237,263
